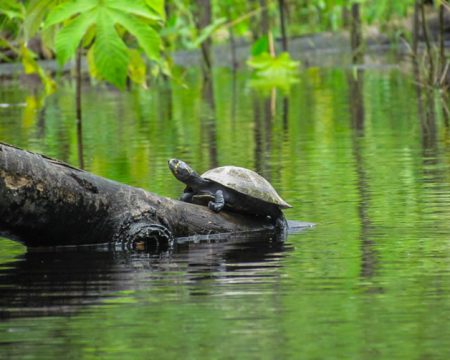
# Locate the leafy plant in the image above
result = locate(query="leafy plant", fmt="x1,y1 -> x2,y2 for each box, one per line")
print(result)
247,52 -> 300,93
0,1 -> 56,94
247,32 -> 299,93
43,0 -> 165,89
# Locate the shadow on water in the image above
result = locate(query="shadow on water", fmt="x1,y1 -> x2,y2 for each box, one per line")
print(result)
411,58 -> 443,185
0,230 -> 297,319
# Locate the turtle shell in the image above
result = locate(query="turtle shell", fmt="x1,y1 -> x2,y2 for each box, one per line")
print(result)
201,166 -> 292,209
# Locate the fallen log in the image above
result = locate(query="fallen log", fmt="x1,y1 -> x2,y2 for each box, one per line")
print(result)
0,142 -> 305,248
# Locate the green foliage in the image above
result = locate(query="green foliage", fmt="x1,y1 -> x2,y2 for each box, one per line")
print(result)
0,1 -> 56,94
0,0 -> 24,42
363,0 -> 415,24
191,17 -> 227,48
251,35 -> 269,56
0,0 -> 423,92
285,0 -> 415,36
161,0 -> 227,51
0,0 -> 23,21
25,0 -> 62,41
43,0 -> 164,89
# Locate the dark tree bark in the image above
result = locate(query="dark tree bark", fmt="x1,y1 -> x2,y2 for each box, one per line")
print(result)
412,1 -> 420,59
259,0 -> 270,38
196,0 -> 213,80
0,143 -> 311,249
350,3 -> 363,64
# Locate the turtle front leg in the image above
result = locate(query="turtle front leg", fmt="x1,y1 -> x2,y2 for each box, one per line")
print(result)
180,191 -> 194,203
208,190 -> 225,212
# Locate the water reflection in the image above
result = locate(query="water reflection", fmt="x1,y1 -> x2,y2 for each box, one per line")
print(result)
201,77 -> 218,167
0,234 -> 288,319
253,96 -> 273,178
347,69 -> 379,282
2,65 -> 450,359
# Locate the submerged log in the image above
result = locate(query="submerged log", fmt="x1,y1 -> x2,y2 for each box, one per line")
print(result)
0,142 -> 289,248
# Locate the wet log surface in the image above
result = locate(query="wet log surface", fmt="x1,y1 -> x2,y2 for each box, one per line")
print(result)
0,143 -> 313,248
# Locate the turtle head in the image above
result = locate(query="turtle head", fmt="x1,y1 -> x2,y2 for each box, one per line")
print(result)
168,159 -> 199,184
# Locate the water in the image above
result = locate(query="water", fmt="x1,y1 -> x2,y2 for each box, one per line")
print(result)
1,65 -> 450,359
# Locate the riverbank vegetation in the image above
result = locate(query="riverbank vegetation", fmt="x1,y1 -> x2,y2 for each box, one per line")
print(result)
0,1 -> 448,165
1,1 -> 447,81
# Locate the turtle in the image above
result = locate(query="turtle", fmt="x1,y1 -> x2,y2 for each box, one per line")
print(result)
168,159 -> 291,230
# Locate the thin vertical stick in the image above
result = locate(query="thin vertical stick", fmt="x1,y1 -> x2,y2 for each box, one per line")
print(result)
76,47 -> 84,169
278,0 -> 288,51
268,31 -> 275,57
439,3 -> 445,75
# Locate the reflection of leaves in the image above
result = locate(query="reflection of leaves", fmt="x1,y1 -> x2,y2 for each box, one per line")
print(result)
23,95 -> 44,128
0,238 -> 25,270
20,44 -> 56,95
153,56 -> 188,88
247,52 -> 300,93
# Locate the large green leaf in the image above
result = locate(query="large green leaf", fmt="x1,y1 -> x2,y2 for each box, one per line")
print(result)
144,0 -> 165,20
41,0 -> 163,89
54,10 -> 96,65
251,36 -> 269,57
108,0 -> 162,21
44,0 -> 95,27
109,8 -> 160,61
94,9 -> 129,89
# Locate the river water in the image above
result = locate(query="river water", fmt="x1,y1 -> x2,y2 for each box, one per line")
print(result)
0,63 -> 449,359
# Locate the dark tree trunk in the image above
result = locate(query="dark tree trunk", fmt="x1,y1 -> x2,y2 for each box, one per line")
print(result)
350,3 -> 363,64
197,0 -> 213,80
412,0 -> 420,58
259,0 -> 270,38
0,143 -> 306,249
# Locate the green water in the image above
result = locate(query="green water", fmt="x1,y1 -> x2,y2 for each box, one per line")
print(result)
1,65 -> 450,359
